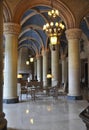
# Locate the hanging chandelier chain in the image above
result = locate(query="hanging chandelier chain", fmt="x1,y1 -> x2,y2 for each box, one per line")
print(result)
50,0 -> 53,9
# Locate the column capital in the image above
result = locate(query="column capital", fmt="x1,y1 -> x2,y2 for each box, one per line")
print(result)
36,54 -> 42,59
65,28 -> 82,40
4,22 -> 20,35
61,54 -> 66,60
42,49 -> 49,56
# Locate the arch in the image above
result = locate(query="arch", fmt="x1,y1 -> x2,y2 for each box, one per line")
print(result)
21,8 -> 48,26
19,25 -> 44,47
18,45 -> 36,56
13,0 -> 75,28
3,1 -> 12,22
81,32 -> 89,55
19,37 -> 39,54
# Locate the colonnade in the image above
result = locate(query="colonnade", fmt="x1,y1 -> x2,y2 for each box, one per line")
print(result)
3,21 -> 85,103
0,12 -> 87,129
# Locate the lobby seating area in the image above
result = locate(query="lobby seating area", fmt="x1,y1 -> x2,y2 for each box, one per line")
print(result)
18,81 -> 67,101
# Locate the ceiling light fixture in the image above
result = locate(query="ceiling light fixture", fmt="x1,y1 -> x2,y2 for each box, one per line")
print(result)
43,0 -> 65,46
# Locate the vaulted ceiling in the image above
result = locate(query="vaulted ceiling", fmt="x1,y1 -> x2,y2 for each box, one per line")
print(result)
3,0 -> 89,57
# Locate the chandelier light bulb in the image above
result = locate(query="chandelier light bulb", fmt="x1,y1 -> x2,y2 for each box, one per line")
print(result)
55,22 -> 58,27
62,24 -> 65,29
50,22 -> 54,26
52,9 -> 54,14
55,10 -> 59,16
48,11 -> 52,16
46,23 -> 49,27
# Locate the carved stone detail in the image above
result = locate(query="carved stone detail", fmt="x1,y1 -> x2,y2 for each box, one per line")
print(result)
4,22 -> 20,35
66,28 -> 82,40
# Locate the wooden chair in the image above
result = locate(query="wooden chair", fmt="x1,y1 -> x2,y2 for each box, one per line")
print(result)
26,81 -> 43,100
20,80 -> 28,100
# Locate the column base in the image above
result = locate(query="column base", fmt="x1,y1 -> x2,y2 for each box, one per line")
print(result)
67,95 -> 83,100
3,97 -> 19,104
0,112 -> 7,130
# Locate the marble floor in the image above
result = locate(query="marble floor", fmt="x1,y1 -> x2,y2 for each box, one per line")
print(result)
3,96 -> 89,130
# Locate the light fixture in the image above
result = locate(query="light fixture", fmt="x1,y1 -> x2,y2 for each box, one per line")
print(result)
30,57 -> 34,62
43,0 -> 65,46
47,74 -> 53,79
17,74 -> 22,79
26,60 -> 29,65
47,68 -> 53,79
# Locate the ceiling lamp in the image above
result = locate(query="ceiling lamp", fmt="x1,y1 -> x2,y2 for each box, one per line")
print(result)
43,0 -> 65,46
30,57 -> 34,62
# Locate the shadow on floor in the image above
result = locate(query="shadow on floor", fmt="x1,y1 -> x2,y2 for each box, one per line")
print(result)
8,128 -> 17,130
8,128 -> 30,130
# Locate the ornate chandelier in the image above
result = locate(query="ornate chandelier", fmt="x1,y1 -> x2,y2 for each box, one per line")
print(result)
43,0 -> 65,45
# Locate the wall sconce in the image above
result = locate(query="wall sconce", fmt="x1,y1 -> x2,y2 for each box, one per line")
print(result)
47,74 -> 53,78
17,74 -> 22,79
26,60 -> 29,65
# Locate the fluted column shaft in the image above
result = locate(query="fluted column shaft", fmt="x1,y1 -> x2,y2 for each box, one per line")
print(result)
3,23 -> 20,103
66,28 -> 82,99
50,44 -> 60,86
42,50 -> 49,88
36,54 -> 42,81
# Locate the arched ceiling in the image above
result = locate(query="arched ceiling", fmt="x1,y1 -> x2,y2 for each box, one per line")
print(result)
3,0 -> 89,57
18,5 -> 68,57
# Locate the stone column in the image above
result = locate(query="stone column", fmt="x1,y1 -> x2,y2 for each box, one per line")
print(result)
36,54 -> 42,81
59,59 -> 62,83
18,47 -> 30,74
61,55 -> 68,85
50,44 -> 60,86
42,49 -> 49,88
66,28 -> 82,100
0,0 -> 7,129
30,61 -> 34,81
34,58 -> 37,80
3,23 -> 20,103
88,52 -> 89,88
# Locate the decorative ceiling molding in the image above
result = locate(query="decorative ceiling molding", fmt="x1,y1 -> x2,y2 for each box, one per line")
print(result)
19,25 -> 44,47
3,1 -> 12,22
21,9 -> 48,26
13,0 -> 75,28
19,37 -> 40,54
